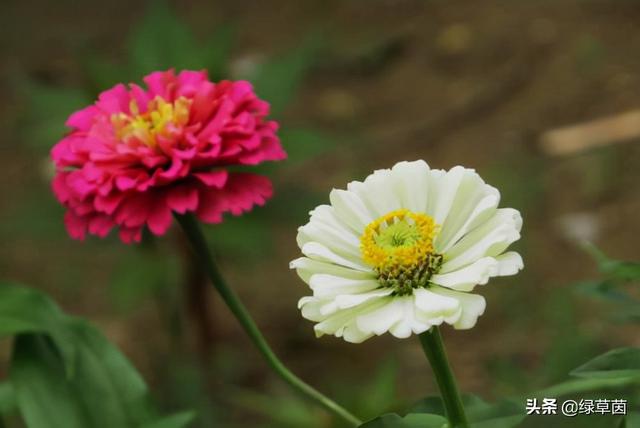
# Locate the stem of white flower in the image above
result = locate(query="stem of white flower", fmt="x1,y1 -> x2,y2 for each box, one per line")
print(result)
419,326 -> 469,428
175,214 -> 362,427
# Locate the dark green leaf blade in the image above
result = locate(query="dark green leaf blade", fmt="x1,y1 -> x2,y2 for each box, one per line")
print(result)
467,399 -> 525,428
18,81 -> 89,151
410,395 -> 524,428
0,283 -> 77,373
584,244 -> 640,281
571,348 -> 640,380
0,382 -> 15,415
3,284 -> 193,427
10,334 -> 88,428
66,320 -> 155,426
128,0 -> 200,74
140,411 -> 196,428
248,35 -> 323,116
359,413 -> 448,428
625,412 -> 640,428
278,128 -> 336,164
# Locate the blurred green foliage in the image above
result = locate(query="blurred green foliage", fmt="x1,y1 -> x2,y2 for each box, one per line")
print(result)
0,283 -> 193,428
575,245 -> 640,323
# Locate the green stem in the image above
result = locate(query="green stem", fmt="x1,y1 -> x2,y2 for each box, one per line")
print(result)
175,214 -> 362,427
419,326 -> 469,428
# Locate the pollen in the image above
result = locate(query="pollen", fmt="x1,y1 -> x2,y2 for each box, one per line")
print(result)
111,96 -> 191,147
360,209 -> 442,294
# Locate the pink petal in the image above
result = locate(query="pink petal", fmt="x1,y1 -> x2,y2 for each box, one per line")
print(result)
66,105 -> 99,131
147,197 -> 173,235
167,185 -> 199,214
88,215 -> 114,237
119,227 -> 143,244
193,170 -> 228,188
64,211 -> 87,240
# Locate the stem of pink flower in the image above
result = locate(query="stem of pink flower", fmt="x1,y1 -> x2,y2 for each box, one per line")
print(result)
175,214 -> 362,427
419,326 -> 469,428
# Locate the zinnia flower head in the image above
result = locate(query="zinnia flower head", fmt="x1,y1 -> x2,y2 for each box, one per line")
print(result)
291,160 -> 523,343
51,69 -> 285,243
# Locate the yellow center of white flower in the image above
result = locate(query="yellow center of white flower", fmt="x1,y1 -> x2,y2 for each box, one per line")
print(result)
111,96 -> 191,147
360,209 -> 442,295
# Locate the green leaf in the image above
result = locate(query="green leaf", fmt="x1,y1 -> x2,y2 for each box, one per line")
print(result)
0,283 -> 77,373
625,412 -> 640,428
81,55 -> 131,93
140,411 -> 196,428
279,128 -> 336,164
126,0 -> 234,78
66,320 -> 154,425
18,81 -> 90,151
0,382 -> 15,414
571,348 -> 640,380
248,35 -> 323,116
128,0 -> 201,74
575,280 -> 635,303
10,334 -> 89,428
403,413 -> 449,427
203,25 -> 235,80
601,260 -> 640,282
409,396 -> 444,415
228,388 -> 321,428
206,213 -> 272,262
2,284 -> 193,427
529,377 -> 639,399
10,327 -> 155,428
357,359 -> 398,417
410,395 -> 524,428
466,399 -> 524,428
584,244 -> 640,282
359,413 -> 448,428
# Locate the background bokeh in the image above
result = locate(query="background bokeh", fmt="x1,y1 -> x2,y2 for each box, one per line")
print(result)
1,0 -> 640,427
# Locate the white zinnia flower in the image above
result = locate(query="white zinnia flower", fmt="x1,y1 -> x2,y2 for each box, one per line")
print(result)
290,160 -> 523,343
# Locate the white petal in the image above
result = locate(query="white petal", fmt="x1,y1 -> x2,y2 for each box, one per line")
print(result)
342,325 -> 376,343
390,160 -> 431,213
309,274 -> 380,298
329,189 -> 374,233
300,297 -> 354,319
335,288 -> 394,309
495,251 -> 524,275
347,168 -> 402,218
430,257 -> 499,292
290,257 -> 375,284
424,168 -> 446,215
431,287 -> 486,330
301,242 -> 371,272
431,166 -> 468,225
297,205 -> 362,260
298,296 -> 328,320
434,171 -> 500,254
312,298 -> 386,343
441,208 -> 522,273
388,296 -> 433,338
413,288 -> 462,324
355,297 -> 404,336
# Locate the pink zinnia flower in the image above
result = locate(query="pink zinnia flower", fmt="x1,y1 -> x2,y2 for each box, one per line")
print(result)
51,69 -> 286,243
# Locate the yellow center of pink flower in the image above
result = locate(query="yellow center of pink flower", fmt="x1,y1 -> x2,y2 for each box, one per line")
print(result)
111,96 -> 191,146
